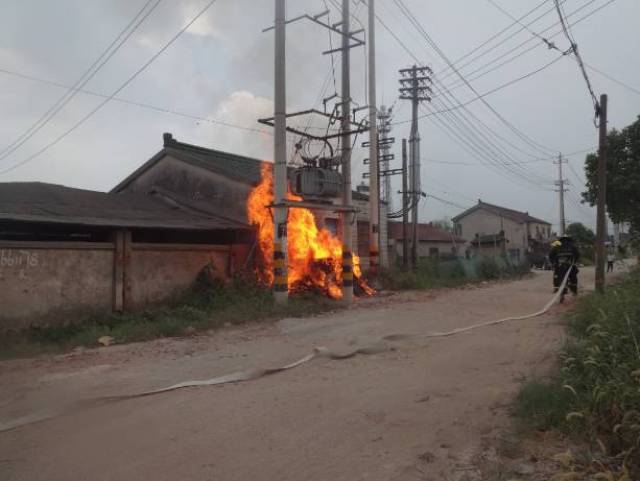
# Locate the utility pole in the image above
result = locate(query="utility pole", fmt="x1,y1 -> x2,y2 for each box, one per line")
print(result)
340,0 -> 354,301
367,0 -> 379,277
595,93 -> 608,293
399,65 -> 432,269
402,138 -> 408,269
273,0 -> 288,303
555,153 -> 567,236
377,106 -> 393,209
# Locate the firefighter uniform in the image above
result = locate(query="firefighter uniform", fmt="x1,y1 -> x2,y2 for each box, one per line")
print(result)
549,237 -> 580,294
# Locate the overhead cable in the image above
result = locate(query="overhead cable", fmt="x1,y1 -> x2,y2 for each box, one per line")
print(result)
0,0 -> 163,165
0,0 -> 219,176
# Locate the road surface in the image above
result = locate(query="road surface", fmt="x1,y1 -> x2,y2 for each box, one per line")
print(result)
0,267 -> 608,480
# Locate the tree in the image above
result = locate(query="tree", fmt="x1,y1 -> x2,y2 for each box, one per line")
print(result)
566,222 -> 596,261
583,115 -> 640,246
431,218 -> 452,232
566,222 -> 595,245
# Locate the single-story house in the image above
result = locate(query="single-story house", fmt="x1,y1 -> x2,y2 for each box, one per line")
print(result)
0,182 -> 251,331
387,221 -> 466,261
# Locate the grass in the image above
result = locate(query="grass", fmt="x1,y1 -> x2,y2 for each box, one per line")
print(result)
377,255 -> 531,291
513,267 -> 640,477
0,274 -> 337,361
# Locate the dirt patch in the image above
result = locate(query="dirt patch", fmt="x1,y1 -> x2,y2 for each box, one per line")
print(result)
0,269 -> 581,481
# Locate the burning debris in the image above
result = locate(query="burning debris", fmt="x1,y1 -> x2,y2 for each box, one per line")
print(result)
247,164 -> 373,299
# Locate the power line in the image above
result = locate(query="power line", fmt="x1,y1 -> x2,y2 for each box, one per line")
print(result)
485,0 -> 563,52
438,0 -> 582,84
426,193 -> 472,211
0,66 -> 275,135
391,53 -> 566,121
373,2 -> 555,188
585,62 -> 640,97
392,0 -> 557,157
439,0 -> 551,77
0,0 -> 163,165
0,0 -> 219,176
554,0 -> 601,123
386,0 -> 557,186
443,0 -> 610,92
424,147 -> 595,167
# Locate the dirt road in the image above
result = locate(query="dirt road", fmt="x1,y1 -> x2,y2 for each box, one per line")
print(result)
0,269 -> 600,480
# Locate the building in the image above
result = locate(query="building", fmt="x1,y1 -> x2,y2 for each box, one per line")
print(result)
112,133 -> 389,268
387,221 -> 466,261
453,200 -> 551,262
0,182 -> 251,331
1,134 -> 389,330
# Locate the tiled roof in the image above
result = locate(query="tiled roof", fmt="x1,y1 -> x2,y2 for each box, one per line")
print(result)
452,200 -> 550,225
0,182 -> 249,231
112,133 -> 374,202
388,221 -> 466,243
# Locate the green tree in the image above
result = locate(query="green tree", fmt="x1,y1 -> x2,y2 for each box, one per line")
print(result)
431,218 -> 452,232
566,222 -> 595,261
566,222 -> 595,244
583,115 -> 640,246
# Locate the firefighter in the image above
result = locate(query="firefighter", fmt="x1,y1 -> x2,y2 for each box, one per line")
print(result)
549,236 -> 580,295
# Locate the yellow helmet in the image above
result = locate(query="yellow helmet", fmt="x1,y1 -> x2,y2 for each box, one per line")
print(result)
551,240 -> 562,247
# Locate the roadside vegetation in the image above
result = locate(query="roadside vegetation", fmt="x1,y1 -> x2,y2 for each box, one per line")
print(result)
0,274 -> 337,360
378,255 -> 531,291
514,268 -> 640,479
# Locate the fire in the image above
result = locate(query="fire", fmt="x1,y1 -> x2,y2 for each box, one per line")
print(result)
247,163 -> 373,298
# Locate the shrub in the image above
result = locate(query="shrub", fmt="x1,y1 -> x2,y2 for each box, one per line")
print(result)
514,269 -> 640,476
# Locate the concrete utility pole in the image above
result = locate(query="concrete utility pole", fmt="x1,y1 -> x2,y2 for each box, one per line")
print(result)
377,106 -> 393,209
555,153 -> 567,236
273,0 -> 288,303
595,93 -> 608,293
399,65 -> 432,269
402,138 -> 408,269
367,0 -> 379,276
340,0 -> 354,301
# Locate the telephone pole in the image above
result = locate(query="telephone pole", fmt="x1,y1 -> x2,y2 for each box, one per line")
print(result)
555,154 -> 567,236
367,0 -> 379,276
399,65 -> 432,268
595,94 -> 608,293
273,0 -> 288,303
340,0 -> 354,301
402,138 -> 409,269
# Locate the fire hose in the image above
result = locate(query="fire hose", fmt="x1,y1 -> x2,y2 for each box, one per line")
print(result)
0,268 -> 573,434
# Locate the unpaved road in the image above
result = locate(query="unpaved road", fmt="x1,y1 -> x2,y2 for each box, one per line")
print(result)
0,267 -> 610,480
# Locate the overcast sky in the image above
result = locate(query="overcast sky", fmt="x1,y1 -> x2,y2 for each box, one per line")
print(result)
1,0 -> 638,230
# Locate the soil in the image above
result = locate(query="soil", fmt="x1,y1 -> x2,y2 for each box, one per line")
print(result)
0,267 -> 604,481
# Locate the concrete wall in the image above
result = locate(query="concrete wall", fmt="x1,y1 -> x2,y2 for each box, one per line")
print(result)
0,240 -> 236,332
0,243 -> 114,331
388,239 -> 459,263
129,244 -> 230,308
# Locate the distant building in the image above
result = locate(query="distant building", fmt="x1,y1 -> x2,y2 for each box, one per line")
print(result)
453,200 -> 551,262
387,221 -> 466,261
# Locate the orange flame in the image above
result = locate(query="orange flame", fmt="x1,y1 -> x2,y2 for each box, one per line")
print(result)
247,163 -> 373,299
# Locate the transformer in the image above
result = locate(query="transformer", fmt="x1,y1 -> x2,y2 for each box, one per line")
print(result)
290,167 -> 342,198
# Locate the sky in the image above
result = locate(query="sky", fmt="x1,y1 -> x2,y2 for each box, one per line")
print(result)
1,0 -> 639,231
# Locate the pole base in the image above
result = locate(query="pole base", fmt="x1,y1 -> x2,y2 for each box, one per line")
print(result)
274,290 -> 288,304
